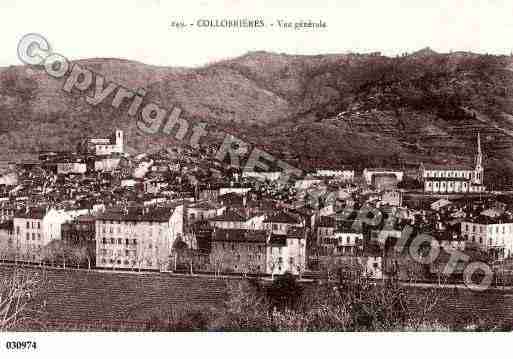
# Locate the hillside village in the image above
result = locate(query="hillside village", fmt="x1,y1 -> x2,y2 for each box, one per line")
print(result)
0,127 -> 512,285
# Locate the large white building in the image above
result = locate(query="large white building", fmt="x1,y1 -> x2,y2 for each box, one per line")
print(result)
362,168 -> 404,190
264,211 -> 306,275
8,207 -> 87,262
242,171 -> 283,182
421,133 -> 485,193
57,162 -> 87,175
88,129 -> 124,156
312,168 -> 355,181
95,204 -> 184,271
94,157 -> 121,172
461,217 -> 513,259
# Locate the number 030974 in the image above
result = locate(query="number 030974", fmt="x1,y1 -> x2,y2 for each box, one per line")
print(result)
5,341 -> 37,350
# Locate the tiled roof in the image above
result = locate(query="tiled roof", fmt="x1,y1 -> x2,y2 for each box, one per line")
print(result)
96,205 -> 180,222
263,211 -> 301,224
287,226 -> 306,238
463,215 -> 513,225
14,207 -> 48,219
336,220 -> 362,233
218,192 -> 244,200
318,216 -> 336,228
364,168 -> 403,172
75,215 -> 96,223
270,233 -> 287,247
188,201 -> 222,210
423,165 -> 474,171
213,228 -> 268,243
209,210 -> 247,222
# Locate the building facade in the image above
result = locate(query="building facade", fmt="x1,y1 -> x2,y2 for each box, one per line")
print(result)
362,168 -> 404,186
88,129 -> 124,156
95,204 -> 184,271
57,162 -> 87,175
11,207 -> 83,262
421,133 -> 485,193
312,169 -> 355,181
461,217 -> 513,259
210,228 -> 268,274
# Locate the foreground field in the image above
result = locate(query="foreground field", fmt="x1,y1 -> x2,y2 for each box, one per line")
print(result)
0,266 -> 229,330
1,265 -> 512,331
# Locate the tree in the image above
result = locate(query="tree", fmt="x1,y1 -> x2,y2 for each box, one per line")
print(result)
295,260 -> 305,280
210,250 -> 225,278
320,255 -> 339,282
71,246 -> 88,269
266,272 -> 303,311
0,268 -> 44,330
186,247 -> 194,275
41,241 -> 62,267
397,178 -> 422,190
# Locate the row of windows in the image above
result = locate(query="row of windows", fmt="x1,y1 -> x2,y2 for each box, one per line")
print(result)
99,258 -> 153,267
228,253 -> 263,261
25,221 -> 41,229
189,212 -> 215,221
215,222 -> 255,229
464,224 -> 511,234
318,228 -> 333,236
466,235 -> 489,245
100,220 -> 161,226
424,171 -> 472,178
5,241 -> 42,250
232,264 -> 262,271
96,145 -> 117,151
426,181 -> 469,188
101,238 -> 138,245
271,223 -> 290,231
463,234 -> 506,246
101,227 -> 159,236
25,233 -> 41,241
218,243 -> 265,252
100,238 -> 162,251
100,249 -> 138,257
322,236 -> 360,244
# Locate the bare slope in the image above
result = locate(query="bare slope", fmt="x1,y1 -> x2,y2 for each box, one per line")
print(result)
1,51 -> 513,184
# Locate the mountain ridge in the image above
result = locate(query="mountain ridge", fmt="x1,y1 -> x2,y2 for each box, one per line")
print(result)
1,49 -> 513,186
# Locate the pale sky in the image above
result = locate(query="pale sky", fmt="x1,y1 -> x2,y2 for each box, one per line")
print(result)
1,0 -> 513,68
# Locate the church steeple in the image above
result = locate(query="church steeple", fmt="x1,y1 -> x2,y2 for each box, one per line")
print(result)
474,132 -> 483,184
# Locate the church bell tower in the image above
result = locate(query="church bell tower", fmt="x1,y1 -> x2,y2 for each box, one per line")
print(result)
474,132 -> 483,184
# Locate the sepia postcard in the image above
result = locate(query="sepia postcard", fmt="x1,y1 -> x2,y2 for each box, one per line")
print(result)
0,0 -> 512,357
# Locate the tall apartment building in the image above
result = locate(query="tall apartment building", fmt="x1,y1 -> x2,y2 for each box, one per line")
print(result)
461,216 -> 513,259
267,226 -> 307,276
210,228 -> 268,274
264,211 -> 306,275
10,207 -> 85,262
95,204 -> 184,271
